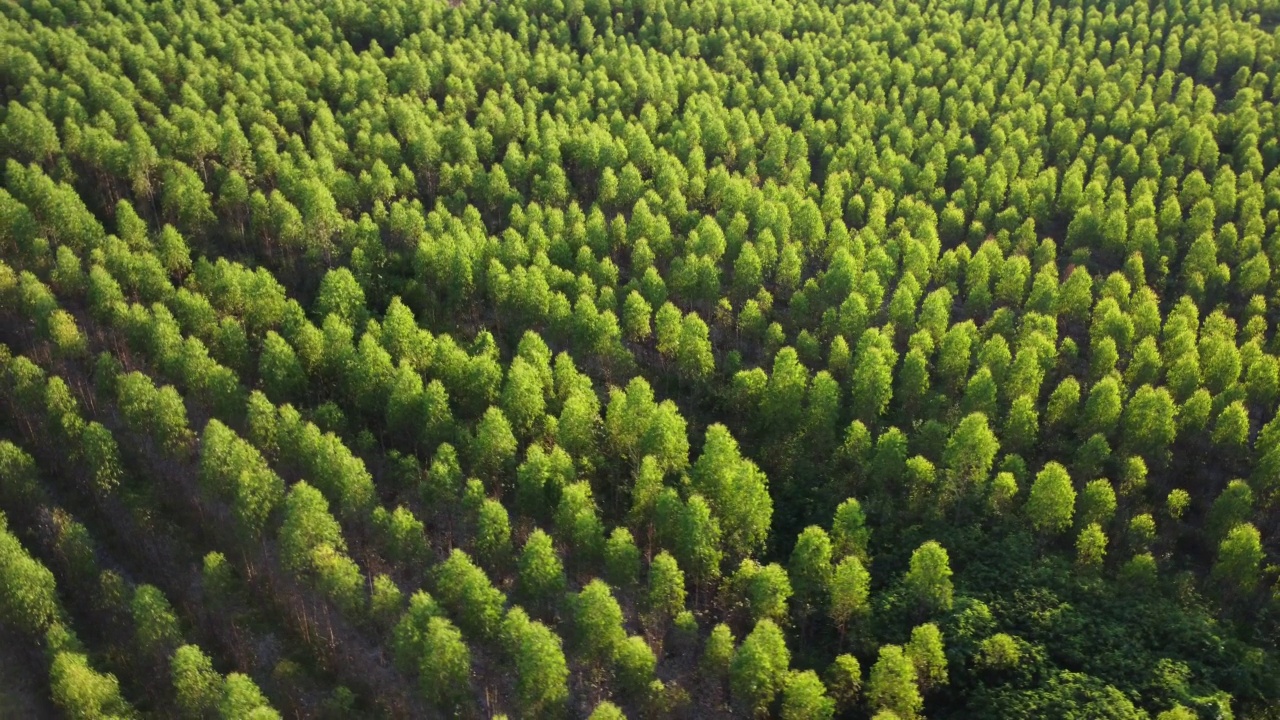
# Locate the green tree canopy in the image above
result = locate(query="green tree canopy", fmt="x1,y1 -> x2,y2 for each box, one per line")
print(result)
903,541 -> 954,617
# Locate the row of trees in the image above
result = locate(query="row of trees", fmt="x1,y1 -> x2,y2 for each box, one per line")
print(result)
0,419 -> 280,719
3,136 -> 971,716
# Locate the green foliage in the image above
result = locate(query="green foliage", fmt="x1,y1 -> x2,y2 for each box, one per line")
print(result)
279,482 -> 345,575
472,406 -> 518,479
905,623 -> 948,691
573,579 -> 627,667
790,526 -> 833,615
1025,462 -> 1077,535
587,701 -> 626,720
614,635 -> 657,697
690,424 -> 773,560
1213,523 -> 1263,593
417,616 -> 472,710
502,357 -> 546,440
703,623 -> 736,679
196,419 -> 281,540
981,670 -> 1145,718
730,619 -> 791,717
605,378 -> 689,474
370,574 -> 404,626
830,555 -> 871,634
1122,385 -> 1177,461
171,645 -> 224,718
2,0 -> 1279,714
50,651 -> 134,720
391,591 -> 442,672
314,268 -> 367,328
503,608 -> 569,717
259,331 -> 306,402
724,563 -> 787,624
648,551 -> 686,627
555,481 -> 606,565
474,498 -> 513,571
116,371 -> 193,455
943,413 -> 1000,492
219,673 -> 279,719
903,541 -> 953,617
1207,480 -> 1254,543
0,513 -> 59,636
1078,480 -> 1118,527
517,529 -> 566,611
604,527 -> 641,590
831,498 -> 871,561
867,645 -> 922,719
434,549 -> 506,641
976,634 -> 1022,671
781,669 -> 835,720
826,654 -> 862,710
130,584 -> 181,655
1077,523 -> 1108,570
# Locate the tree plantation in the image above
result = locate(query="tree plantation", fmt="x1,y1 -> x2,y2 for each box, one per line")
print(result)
0,0 -> 1279,716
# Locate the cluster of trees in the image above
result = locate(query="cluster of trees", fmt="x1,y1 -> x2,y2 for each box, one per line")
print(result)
0,398 -> 280,719
1,0 -> 1279,716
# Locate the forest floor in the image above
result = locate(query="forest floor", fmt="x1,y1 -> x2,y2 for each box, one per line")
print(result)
0,632 -> 55,719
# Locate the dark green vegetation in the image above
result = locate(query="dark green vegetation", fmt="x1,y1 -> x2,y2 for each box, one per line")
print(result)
1,0 -> 1279,717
